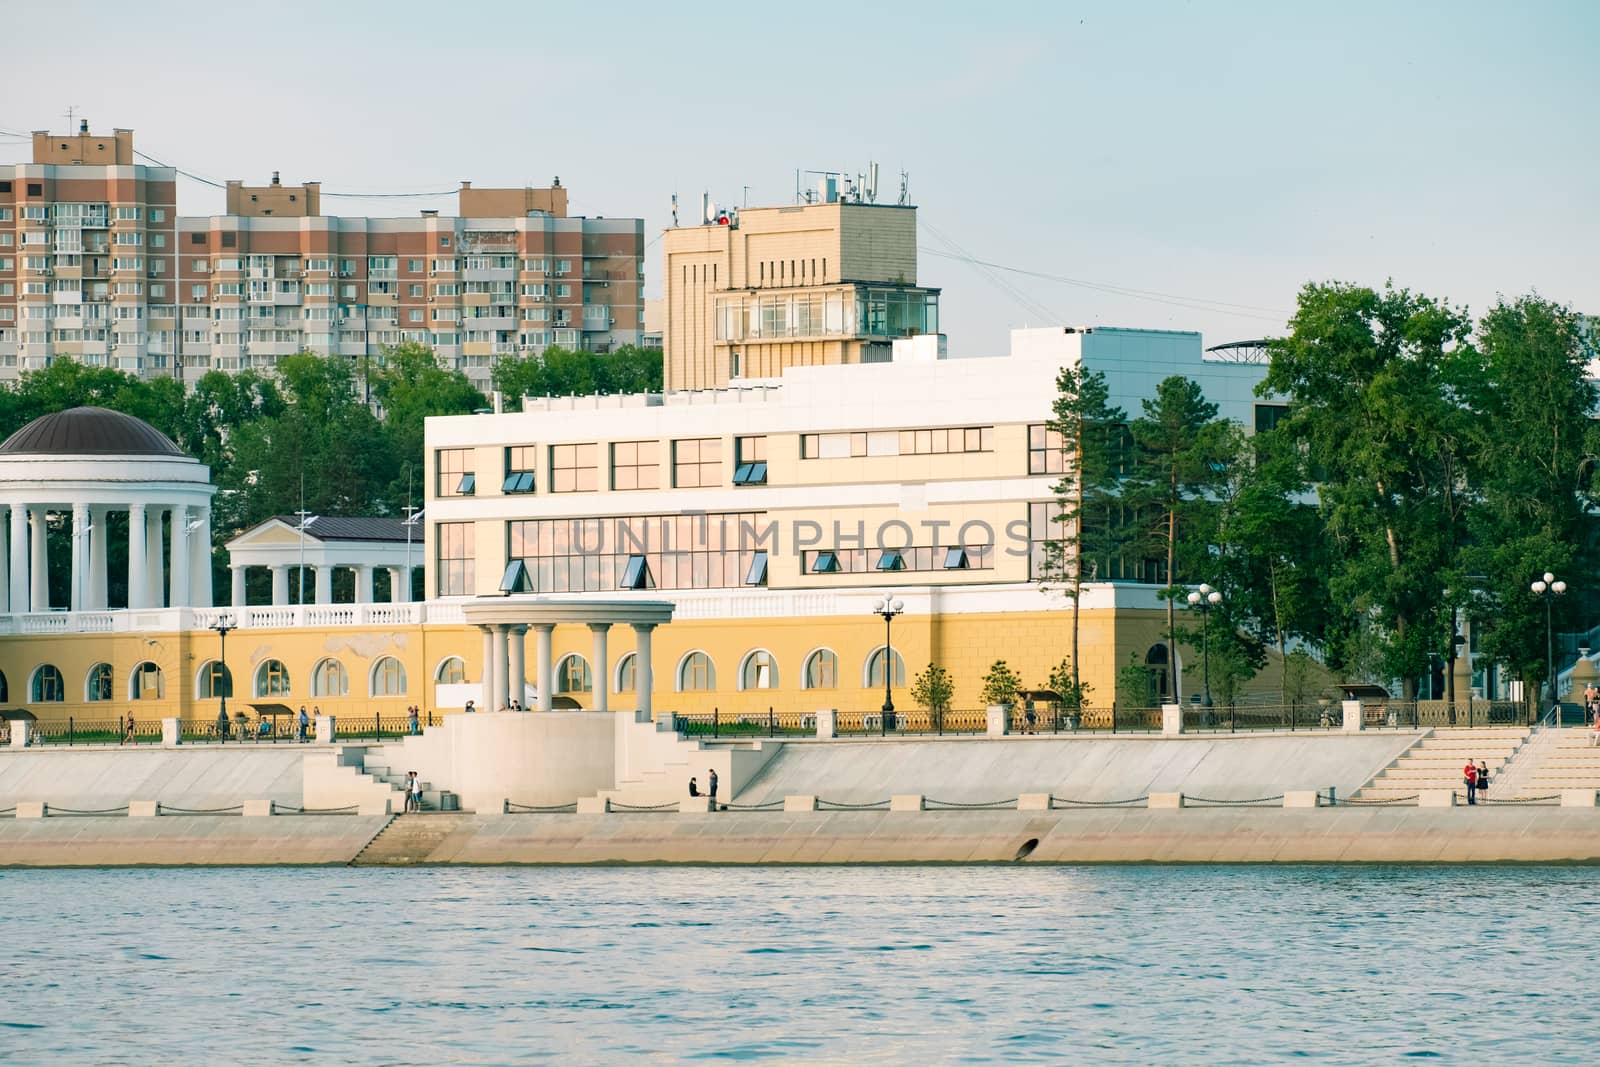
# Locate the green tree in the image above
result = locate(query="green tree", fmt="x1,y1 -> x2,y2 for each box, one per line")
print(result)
1039,365 -> 1127,702
1116,651 -> 1156,709
491,344 -> 663,399
371,341 -> 486,504
1262,282 -> 1472,700
1123,375 -> 1232,697
910,663 -> 955,727
980,660 -> 1023,709
1045,657 -> 1092,713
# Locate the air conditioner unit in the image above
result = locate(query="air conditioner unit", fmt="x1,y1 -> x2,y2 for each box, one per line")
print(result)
428,270 -> 436,277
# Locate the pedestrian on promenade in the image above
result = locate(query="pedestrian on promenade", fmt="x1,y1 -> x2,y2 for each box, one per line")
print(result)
1591,703 -> 1600,747
688,777 -> 700,797
1585,681 -> 1598,708
122,712 -> 135,745
465,700 -> 476,714
297,706 -> 309,743
408,705 -> 420,735
1463,760 -> 1478,805
1476,760 -> 1490,801
708,768 -> 719,809
410,772 -> 424,813
216,707 -> 230,742
402,771 -> 415,812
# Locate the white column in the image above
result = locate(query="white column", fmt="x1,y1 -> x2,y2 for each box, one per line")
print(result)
0,506 -> 9,613
270,565 -> 289,606
355,565 -> 374,604
70,503 -> 90,612
314,565 -> 333,604
231,566 -> 247,608
127,504 -> 148,609
632,623 -> 655,718
88,507 -> 107,610
388,567 -> 405,604
168,504 -> 190,610
145,506 -> 164,608
189,506 -> 212,608
534,623 -> 555,712
29,507 -> 48,612
7,505 -> 24,614
479,626 -> 497,709
494,625 -> 512,710
507,626 -> 526,708
589,623 -> 610,713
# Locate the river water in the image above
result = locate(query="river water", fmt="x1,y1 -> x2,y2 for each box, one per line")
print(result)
0,865 -> 1591,1064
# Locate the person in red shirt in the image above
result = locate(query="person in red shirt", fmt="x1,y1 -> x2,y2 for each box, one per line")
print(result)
1463,760 -> 1478,805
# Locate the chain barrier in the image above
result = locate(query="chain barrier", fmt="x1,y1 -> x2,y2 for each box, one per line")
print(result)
44,805 -> 130,816
1484,795 -> 1561,804
609,801 -> 681,812
273,804 -> 360,815
1049,795 -> 1150,808
1340,794 -> 1420,805
722,800 -> 786,811
505,801 -> 579,813
817,799 -> 891,811
1183,795 -> 1286,806
158,805 -> 244,815
924,798 -> 1019,810
0,806 -> 15,816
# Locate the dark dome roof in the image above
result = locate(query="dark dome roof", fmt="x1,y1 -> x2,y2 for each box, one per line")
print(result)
0,407 -> 185,457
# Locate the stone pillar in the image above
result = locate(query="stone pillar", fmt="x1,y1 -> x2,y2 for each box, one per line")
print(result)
88,506 -> 107,610
6,504 -> 23,614
189,506 -> 212,608
1341,699 -> 1364,733
145,506 -> 165,608
632,623 -> 655,718
128,502 -> 148,607
8,719 -> 29,748
29,507 -> 48,612
270,565 -> 289,606
315,715 -> 336,744
986,704 -> 1010,737
388,567 -> 405,604
1161,703 -> 1184,736
493,624 -> 511,710
231,567 -> 248,608
168,504 -> 190,610
70,502 -> 90,612
533,623 -> 555,712
589,623 -> 610,713
507,626 -> 527,708
161,717 -> 181,748
479,626 -> 497,710
355,565 -> 374,604
314,565 -> 333,604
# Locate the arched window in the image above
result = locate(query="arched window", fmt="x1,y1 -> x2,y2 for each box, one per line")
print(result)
556,654 -> 591,694
129,661 -> 164,700
1145,643 -> 1170,704
87,662 -> 114,702
435,656 -> 466,684
803,649 -> 838,690
30,665 -> 65,703
311,658 -> 349,698
255,659 -> 291,698
0,669 -> 9,704
371,656 -> 407,697
677,651 -> 716,692
197,661 -> 232,699
739,649 -> 778,690
865,647 -> 906,689
614,652 -> 637,694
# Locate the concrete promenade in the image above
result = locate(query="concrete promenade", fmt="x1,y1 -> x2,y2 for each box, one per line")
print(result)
3,808 -> 1599,867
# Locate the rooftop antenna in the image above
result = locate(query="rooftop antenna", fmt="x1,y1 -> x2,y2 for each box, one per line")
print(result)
64,104 -> 79,129
670,191 -> 678,228
898,170 -> 910,206
742,185 -> 751,208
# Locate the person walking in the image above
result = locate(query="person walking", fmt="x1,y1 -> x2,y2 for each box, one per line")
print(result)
1476,760 -> 1490,801
408,705 -> 420,736
1463,759 -> 1478,805
297,706 -> 310,743
708,768 -> 719,809
410,772 -> 424,813
402,771 -> 416,812
122,712 -> 135,745
216,707 -> 230,742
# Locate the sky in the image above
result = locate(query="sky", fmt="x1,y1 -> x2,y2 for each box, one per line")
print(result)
3,0 -> 1595,354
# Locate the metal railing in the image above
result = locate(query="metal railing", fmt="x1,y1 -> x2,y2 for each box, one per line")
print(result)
29,717 -> 164,746
1360,700 -> 1529,729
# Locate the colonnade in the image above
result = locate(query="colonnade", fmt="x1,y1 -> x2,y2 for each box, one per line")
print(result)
475,620 -> 659,715
230,564 -> 420,607
0,501 -> 212,613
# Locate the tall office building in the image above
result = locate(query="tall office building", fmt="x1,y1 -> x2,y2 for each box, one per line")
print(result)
0,124 -> 180,379
1,126 -> 645,392
661,186 -> 940,391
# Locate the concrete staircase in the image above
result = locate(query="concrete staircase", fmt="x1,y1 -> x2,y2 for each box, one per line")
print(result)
356,750 -> 459,812
593,715 -> 781,808
1512,728 -> 1600,797
350,813 -> 471,865
303,746 -> 406,812
1352,728 -> 1530,801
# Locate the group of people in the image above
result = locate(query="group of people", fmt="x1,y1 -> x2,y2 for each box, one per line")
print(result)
209,706 -> 317,742
687,769 -> 720,807
1586,682 -> 1600,746
1462,759 -> 1491,805
401,771 -> 426,812
405,705 -> 422,735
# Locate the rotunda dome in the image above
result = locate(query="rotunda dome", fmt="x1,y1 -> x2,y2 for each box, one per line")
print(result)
0,406 -> 185,457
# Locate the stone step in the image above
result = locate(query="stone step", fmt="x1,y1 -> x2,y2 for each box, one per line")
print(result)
351,813 -> 470,865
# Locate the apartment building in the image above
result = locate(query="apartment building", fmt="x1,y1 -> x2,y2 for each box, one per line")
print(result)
662,191 -> 940,391
0,127 -> 645,392
0,124 -> 180,379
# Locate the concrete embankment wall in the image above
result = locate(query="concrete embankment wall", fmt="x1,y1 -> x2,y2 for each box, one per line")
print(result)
731,733 -> 1424,805
5,808 -> 1599,866
0,746 -> 306,810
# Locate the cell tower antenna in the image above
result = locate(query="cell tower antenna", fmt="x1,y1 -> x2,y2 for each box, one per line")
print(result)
898,170 -> 910,206
64,104 -> 80,128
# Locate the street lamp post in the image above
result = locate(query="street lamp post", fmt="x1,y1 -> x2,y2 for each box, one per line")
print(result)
294,510 -> 319,607
1531,571 -> 1567,714
1186,583 -> 1223,708
210,615 -> 237,728
872,597 -> 904,735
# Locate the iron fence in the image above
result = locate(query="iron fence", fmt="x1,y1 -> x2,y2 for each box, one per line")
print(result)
29,717 -> 164,746
1360,700 -> 1529,729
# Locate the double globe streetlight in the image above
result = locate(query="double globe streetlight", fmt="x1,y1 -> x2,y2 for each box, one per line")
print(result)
1186,583 -> 1223,708
872,597 -> 904,734
1531,572 -> 1566,711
